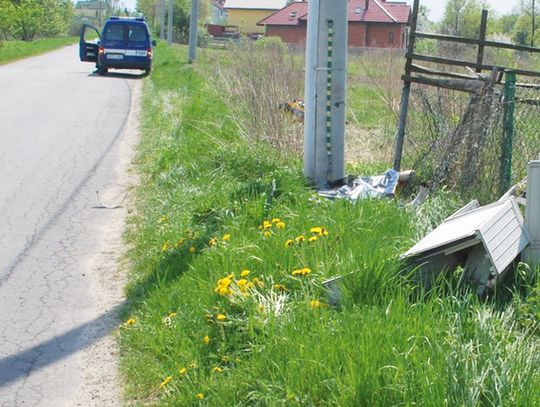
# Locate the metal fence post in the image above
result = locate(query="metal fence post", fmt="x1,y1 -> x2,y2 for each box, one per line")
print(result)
188,0 -> 198,63
500,70 -> 516,195
167,0 -> 174,46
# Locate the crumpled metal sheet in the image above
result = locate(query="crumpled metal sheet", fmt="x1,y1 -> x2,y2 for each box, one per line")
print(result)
318,169 -> 400,201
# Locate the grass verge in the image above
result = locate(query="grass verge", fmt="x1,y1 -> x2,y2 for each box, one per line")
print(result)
120,44 -> 540,406
0,37 -> 78,65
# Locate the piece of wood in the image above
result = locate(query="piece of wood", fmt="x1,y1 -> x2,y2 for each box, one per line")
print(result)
476,10 -> 489,73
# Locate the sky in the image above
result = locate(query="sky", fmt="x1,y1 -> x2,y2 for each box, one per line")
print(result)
404,0 -> 523,22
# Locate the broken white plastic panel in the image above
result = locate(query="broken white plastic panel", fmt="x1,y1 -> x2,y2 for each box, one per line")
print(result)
403,198 -> 530,294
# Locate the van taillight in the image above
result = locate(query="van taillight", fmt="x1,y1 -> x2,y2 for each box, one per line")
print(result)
99,47 -> 104,55
148,49 -> 153,58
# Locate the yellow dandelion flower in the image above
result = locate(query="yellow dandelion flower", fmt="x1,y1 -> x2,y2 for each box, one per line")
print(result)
213,366 -> 223,373
216,314 -> 227,321
196,393 -> 204,400
208,237 -> 218,246
292,267 -> 311,277
203,335 -> 210,345
310,299 -> 321,308
222,234 -> 231,242
237,279 -> 249,293
179,367 -> 187,375
285,239 -> 294,247
240,269 -> 251,277
189,362 -> 198,369
158,216 -> 168,223
159,376 -> 172,389
263,230 -> 272,237
246,281 -> 254,289
168,312 -> 177,318
274,284 -> 287,291
308,236 -> 318,243
276,221 -> 286,229
262,221 -> 272,229
161,241 -> 171,252
124,317 -> 136,326
189,246 -> 196,253
295,235 -> 305,243
271,218 -> 281,224
310,227 -> 323,235
252,277 -> 264,287
174,238 -> 185,248
258,304 -> 265,312
322,229 -> 329,236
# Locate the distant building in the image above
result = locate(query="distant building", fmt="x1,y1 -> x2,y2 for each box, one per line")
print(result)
74,0 -> 106,25
258,0 -> 411,48
209,0 -> 228,25
223,0 -> 290,35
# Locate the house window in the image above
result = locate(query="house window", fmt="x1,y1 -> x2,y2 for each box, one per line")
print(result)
388,31 -> 394,44
354,7 -> 362,15
289,11 -> 297,18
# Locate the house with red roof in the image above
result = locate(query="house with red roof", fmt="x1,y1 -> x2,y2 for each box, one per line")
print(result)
258,0 -> 411,48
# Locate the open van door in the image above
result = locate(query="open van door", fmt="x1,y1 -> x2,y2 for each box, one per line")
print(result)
79,24 -> 101,63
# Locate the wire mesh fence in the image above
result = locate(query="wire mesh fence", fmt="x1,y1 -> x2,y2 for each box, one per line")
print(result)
400,76 -> 540,203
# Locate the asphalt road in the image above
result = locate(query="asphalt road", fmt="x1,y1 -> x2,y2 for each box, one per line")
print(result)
0,45 -> 140,406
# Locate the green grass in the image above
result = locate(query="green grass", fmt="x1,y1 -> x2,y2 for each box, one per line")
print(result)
120,43 -> 540,406
0,37 -> 78,65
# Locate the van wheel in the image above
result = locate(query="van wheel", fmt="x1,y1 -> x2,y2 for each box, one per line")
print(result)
144,68 -> 151,76
97,67 -> 108,76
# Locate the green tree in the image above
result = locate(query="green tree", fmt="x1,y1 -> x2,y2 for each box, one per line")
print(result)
439,0 -> 492,38
511,0 -> 539,45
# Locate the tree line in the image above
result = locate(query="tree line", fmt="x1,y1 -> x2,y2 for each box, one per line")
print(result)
0,0 -> 74,41
426,0 -> 539,47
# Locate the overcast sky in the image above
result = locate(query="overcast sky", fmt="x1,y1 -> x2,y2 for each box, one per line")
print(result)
404,0 -> 523,21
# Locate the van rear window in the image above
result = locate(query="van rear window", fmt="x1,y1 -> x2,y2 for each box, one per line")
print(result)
128,25 -> 147,42
103,23 -> 148,42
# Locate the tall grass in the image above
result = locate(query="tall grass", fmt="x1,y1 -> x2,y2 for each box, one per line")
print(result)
0,37 -> 77,64
120,43 -> 540,406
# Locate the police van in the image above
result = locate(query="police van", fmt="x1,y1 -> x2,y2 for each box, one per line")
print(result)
79,17 -> 156,76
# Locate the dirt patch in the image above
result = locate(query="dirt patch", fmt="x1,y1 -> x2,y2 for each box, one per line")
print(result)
72,80 -> 142,406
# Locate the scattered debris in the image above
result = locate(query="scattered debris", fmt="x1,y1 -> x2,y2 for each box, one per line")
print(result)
278,100 -> 305,122
402,197 -> 530,295
318,169 -> 415,201
95,189 -> 127,209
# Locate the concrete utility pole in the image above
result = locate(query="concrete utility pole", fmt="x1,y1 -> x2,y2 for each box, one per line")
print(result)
303,0 -> 347,187
167,0 -> 174,45
160,0 -> 166,40
188,0 -> 199,63
524,161 -> 540,264
533,0 -> 536,47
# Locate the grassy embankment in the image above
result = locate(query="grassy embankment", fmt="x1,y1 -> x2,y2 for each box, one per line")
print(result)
120,43 -> 540,406
0,37 -> 78,65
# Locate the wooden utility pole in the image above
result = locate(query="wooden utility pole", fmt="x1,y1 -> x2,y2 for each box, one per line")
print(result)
303,0 -> 347,187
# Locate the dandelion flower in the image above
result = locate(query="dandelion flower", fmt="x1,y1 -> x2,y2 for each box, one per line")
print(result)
240,269 -> 251,277
179,367 -> 187,375
292,267 -> 311,277
308,236 -> 318,243
161,241 -> 171,252
252,277 -> 264,287
263,231 -> 272,237
285,239 -> 294,248
158,216 -> 168,223
196,393 -> 204,400
310,299 -> 321,308
189,362 -> 198,369
274,284 -> 287,291
212,366 -> 223,373
208,237 -> 218,246
125,318 -> 136,326
214,274 -> 234,296
276,221 -> 286,229
271,218 -> 281,224
222,234 -> 231,242
216,314 -> 227,321
189,246 -> 196,253
174,238 -> 185,248
310,227 -> 323,235
262,221 -> 272,229
295,235 -> 305,244
168,312 -> 177,318
237,279 -> 249,293
203,335 -> 210,345
159,376 -> 172,389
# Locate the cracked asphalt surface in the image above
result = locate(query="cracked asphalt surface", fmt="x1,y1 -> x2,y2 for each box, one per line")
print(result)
0,45 -> 140,406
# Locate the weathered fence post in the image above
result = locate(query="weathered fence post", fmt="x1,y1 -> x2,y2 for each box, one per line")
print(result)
393,0 -> 419,171
500,70 -> 516,195
188,0 -> 199,63
160,0 -> 166,40
167,0 -> 174,46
